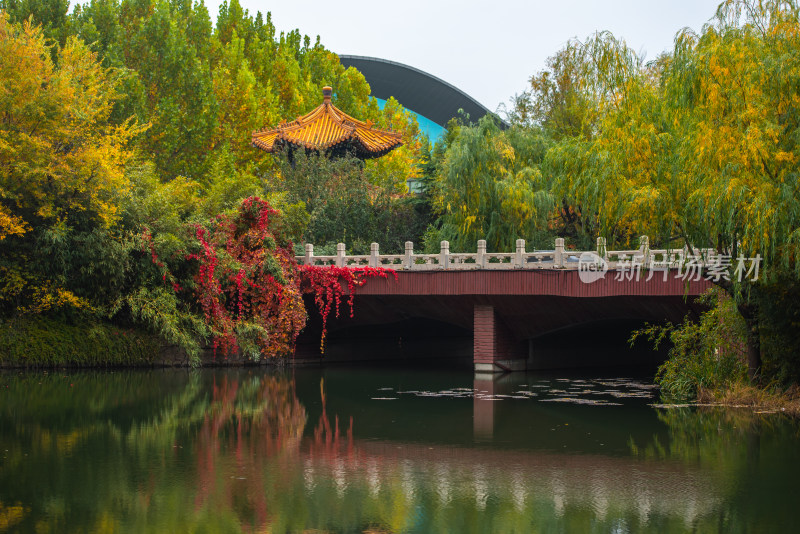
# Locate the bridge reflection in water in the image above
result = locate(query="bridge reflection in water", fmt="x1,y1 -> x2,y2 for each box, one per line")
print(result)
302,373 -> 720,532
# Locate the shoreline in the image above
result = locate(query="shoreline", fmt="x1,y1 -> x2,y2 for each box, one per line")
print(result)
4,319 -> 799,419
697,384 -> 800,417
0,316 -> 287,369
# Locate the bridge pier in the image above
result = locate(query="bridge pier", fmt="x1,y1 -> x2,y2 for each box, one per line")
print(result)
473,304 -> 528,373
473,373 -> 496,440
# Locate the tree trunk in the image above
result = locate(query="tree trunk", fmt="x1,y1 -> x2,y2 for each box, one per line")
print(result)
746,329 -> 761,382
738,302 -> 762,382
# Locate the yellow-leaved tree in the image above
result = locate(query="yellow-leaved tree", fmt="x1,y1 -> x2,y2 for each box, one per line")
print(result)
0,12 -> 143,314
0,11 -> 142,231
668,0 -> 800,375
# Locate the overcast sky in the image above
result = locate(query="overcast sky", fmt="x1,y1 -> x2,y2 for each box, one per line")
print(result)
237,0 -> 722,112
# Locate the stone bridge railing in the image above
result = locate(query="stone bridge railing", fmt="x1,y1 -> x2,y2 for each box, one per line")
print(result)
299,236 -> 716,271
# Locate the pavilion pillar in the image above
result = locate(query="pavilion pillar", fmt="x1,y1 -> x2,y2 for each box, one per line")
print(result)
473,304 -> 527,373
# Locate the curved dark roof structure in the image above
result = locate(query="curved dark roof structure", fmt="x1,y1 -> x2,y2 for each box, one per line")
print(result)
339,55 -> 503,128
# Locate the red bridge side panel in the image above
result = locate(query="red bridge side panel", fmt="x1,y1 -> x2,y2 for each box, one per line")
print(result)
355,270 -> 711,297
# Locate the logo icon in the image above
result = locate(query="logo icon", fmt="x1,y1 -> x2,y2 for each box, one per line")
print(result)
578,252 -> 608,283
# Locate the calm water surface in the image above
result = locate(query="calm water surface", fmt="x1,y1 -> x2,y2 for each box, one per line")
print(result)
0,366 -> 798,533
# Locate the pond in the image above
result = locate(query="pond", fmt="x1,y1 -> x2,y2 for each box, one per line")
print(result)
0,365 -> 798,533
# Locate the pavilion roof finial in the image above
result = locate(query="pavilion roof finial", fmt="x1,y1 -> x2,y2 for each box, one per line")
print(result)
322,86 -> 332,104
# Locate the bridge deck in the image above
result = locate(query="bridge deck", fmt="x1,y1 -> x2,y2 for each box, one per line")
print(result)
298,237 -> 717,372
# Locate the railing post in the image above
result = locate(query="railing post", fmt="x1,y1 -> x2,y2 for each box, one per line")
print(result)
335,242 -> 346,267
639,235 -> 650,268
304,243 -> 314,266
404,241 -> 414,270
369,242 -> 379,268
439,240 -> 450,270
596,237 -> 607,261
554,238 -> 565,268
477,239 -> 486,269
515,239 -> 525,268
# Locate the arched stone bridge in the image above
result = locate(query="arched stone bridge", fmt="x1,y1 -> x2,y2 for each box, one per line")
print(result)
298,237 -> 715,372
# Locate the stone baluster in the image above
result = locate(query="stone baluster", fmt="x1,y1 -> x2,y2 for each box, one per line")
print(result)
304,243 -> 314,266
477,239 -> 487,269
596,237 -> 607,261
554,238 -> 565,268
369,242 -> 379,268
439,240 -> 450,270
639,235 -> 650,268
515,239 -> 525,268
335,242 -> 346,267
404,241 -> 414,270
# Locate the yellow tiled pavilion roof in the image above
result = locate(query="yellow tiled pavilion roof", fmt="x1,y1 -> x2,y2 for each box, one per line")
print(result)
251,87 -> 403,159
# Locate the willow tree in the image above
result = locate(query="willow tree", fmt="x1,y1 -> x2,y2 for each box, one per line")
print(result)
542,32 -> 665,245
506,32 -> 653,245
669,0 -> 800,375
428,115 -> 553,252
546,1 -> 800,378
512,32 -> 611,140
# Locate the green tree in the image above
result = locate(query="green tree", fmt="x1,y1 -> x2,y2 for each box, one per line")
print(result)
117,0 -> 218,180
0,0 -> 70,47
428,115 -> 554,252
273,152 -> 426,253
0,12 -> 142,314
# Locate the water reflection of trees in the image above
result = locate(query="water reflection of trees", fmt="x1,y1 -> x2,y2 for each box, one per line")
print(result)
2,372 -> 799,533
191,374 -> 307,528
0,371 -> 307,532
126,372 -> 309,533
630,407 -> 800,532
298,381 -> 724,533
298,438 -> 724,533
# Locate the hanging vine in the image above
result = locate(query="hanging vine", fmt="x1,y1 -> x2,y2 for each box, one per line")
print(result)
299,265 -> 397,352
142,196 -> 396,360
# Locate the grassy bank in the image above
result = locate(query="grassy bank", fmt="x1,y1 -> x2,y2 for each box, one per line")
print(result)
634,288 -> 800,417
698,384 -> 800,417
0,316 -> 162,368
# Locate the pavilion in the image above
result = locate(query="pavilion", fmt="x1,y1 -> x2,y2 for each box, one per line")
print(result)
251,86 -> 403,160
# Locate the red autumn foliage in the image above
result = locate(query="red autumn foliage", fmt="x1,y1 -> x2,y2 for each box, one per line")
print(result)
143,196 -> 396,359
299,265 -> 397,352
185,197 -> 306,358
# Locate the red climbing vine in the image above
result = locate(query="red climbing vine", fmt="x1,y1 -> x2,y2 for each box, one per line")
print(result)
141,196 -> 397,360
185,197 -> 307,358
298,265 -> 397,352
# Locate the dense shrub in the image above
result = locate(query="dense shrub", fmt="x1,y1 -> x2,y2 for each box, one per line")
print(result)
0,316 -> 161,367
631,289 -> 749,400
